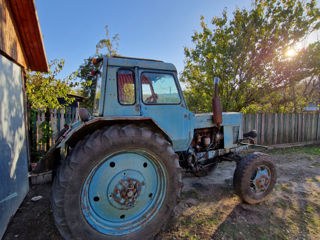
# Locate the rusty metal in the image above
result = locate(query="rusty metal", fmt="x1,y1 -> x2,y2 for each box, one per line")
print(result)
112,177 -> 143,209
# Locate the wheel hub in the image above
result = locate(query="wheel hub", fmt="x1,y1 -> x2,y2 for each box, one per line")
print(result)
250,165 -> 271,193
255,174 -> 269,190
81,151 -> 167,236
111,176 -> 144,209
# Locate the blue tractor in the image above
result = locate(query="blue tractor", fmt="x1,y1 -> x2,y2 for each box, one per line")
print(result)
38,56 -> 276,240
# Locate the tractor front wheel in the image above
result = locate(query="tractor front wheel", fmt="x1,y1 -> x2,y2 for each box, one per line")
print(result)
52,124 -> 182,240
233,152 -> 277,204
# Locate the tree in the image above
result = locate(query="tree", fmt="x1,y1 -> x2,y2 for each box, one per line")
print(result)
96,25 -> 119,56
26,59 -> 77,159
77,25 -> 119,110
26,59 -> 77,110
182,0 -> 320,113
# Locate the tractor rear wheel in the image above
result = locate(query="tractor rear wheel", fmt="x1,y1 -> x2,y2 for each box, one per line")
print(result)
52,124 -> 182,240
233,152 -> 277,204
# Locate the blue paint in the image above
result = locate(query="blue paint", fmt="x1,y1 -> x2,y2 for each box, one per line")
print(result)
98,56 -> 195,151
57,56 -> 243,155
0,55 -> 29,239
81,151 -> 167,235
0,192 -> 18,204
194,112 -> 242,149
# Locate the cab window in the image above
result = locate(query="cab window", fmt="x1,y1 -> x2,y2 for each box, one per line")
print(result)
117,70 -> 135,105
141,72 -> 180,104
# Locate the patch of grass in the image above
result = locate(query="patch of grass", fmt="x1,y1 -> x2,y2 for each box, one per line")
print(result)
268,145 -> 320,156
208,218 -> 219,226
306,206 -> 315,213
275,183 -> 292,193
275,201 -> 283,208
310,216 -> 320,228
196,216 -> 206,225
190,236 -> 201,240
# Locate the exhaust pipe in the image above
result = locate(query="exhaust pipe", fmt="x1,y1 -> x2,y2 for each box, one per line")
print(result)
212,77 -> 222,129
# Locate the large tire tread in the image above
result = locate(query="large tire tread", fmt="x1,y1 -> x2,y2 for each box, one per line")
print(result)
52,124 -> 182,240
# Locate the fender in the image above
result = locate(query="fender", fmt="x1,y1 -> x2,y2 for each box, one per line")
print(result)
33,116 -> 173,173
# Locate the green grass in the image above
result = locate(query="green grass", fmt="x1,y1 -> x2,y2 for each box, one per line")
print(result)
306,206 -> 315,213
268,145 -> 320,156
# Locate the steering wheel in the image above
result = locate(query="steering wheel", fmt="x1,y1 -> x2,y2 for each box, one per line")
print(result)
145,94 -> 158,103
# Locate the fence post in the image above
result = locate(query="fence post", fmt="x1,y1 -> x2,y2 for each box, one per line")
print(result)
255,113 -> 259,144
274,113 -> 278,144
60,109 -> 65,131
279,113 -> 283,144
311,113 -> 315,141
267,114 -> 272,145
316,113 -> 320,141
286,114 -> 290,143
76,107 -> 80,122
261,113 -> 265,145
36,112 -> 40,151
290,114 -> 294,143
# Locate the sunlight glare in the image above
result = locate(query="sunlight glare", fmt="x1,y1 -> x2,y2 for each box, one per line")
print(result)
285,48 -> 297,58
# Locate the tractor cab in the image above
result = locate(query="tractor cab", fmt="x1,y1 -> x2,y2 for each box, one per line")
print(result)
92,56 -> 194,151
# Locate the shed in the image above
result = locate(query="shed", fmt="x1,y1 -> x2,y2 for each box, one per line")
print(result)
0,0 -> 48,238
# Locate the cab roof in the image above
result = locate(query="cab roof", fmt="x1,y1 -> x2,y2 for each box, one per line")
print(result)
106,56 -> 177,72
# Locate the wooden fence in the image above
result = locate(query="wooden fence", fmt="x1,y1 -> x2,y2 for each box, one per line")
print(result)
242,113 -> 320,145
33,112 -> 320,151
34,108 -> 79,151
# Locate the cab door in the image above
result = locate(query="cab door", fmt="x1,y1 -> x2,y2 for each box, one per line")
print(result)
139,70 -> 194,151
103,66 -> 140,116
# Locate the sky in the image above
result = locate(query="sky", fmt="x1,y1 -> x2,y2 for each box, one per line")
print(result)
34,0 -> 319,81
34,0 -> 254,79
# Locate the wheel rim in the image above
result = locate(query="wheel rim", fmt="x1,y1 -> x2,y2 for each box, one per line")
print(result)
81,150 -> 167,236
249,165 -> 271,194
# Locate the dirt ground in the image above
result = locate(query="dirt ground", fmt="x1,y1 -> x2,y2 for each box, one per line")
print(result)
3,146 -> 320,240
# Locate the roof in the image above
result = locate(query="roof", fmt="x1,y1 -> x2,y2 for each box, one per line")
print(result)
111,55 -> 164,63
9,0 -> 48,72
107,56 -> 177,72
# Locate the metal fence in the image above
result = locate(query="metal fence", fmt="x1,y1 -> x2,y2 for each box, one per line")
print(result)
242,113 -> 320,145
33,112 -> 320,151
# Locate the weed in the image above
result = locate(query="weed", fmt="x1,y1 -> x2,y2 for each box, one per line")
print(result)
208,218 -> 219,226
190,236 -> 201,240
306,206 -> 314,213
311,216 -> 320,228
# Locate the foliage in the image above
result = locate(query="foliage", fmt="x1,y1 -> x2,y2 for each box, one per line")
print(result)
96,25 -> 119,56
26,59 -> 77,160
26,59 -> 77,110
76,57 -> 96,109
77,25 -> 119,110
182,0 -> 320,113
